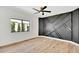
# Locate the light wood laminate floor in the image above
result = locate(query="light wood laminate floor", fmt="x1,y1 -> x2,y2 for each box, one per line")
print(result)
0,37 -> 79,53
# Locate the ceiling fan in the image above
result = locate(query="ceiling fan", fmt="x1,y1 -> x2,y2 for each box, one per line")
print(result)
33,6 -> 51,15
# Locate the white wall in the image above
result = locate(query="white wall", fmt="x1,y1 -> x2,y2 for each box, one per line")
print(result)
0,7 -> 38,46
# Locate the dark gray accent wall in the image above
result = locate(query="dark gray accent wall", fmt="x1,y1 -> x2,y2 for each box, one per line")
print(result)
39,8 -> 79,43
39,13 -> 71,40
39,18 -> 44,35
72,9 -> 79,43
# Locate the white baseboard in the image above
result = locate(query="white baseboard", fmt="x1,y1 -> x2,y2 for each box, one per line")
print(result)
0,36 -> 79,47
0,37 -> 36,47
38,36 -> 79,47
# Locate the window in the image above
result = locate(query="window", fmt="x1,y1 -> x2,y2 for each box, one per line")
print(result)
22,20 -> 30,32
11,18 -> 30,32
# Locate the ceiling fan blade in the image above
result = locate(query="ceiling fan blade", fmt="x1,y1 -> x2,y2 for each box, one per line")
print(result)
43,11 -> 51,13
34,12 -> 39,14
41,6 -> 47,11
42,6 -> 47,10
33,8 -> 40,12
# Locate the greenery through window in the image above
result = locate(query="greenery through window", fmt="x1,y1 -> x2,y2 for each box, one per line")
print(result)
11,18 -> 30,32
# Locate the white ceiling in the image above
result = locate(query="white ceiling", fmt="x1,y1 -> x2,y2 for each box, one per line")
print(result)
16,6 -> 79,17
